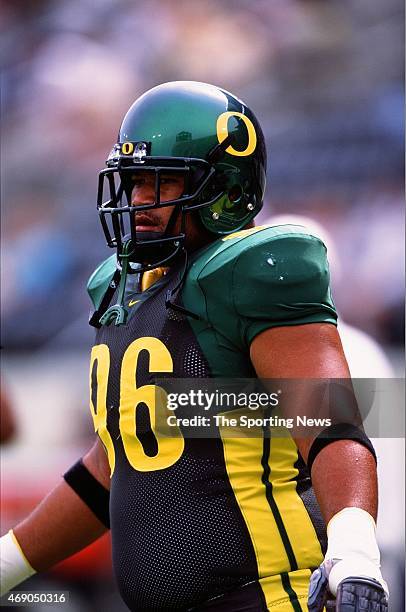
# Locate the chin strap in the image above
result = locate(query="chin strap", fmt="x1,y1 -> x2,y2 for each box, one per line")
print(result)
99,239 -> 133,326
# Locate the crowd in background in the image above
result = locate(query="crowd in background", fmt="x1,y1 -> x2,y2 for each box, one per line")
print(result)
1,0 -> 404,352
0,1 -> 404,610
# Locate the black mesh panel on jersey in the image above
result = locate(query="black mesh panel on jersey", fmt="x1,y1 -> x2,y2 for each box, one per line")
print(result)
93,267 -> 259,611
294,454 -> 327,555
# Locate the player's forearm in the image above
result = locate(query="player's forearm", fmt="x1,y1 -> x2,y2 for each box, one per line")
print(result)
4,438 -> 110,576
12,479 -> 107,572
305,439 -> 387,605
309,439 -> 378,524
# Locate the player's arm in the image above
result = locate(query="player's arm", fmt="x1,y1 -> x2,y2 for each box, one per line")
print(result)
206,228 -> 387,609
250,323 -> 388,610
1,438 -> 110,595
250,322 -> 376,520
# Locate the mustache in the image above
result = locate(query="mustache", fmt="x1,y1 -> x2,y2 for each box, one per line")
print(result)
134,212 -> 161,226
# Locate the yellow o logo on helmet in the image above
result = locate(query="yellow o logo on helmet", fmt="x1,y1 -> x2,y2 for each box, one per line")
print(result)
216,112 -> 257,157
122,142 -> 134,155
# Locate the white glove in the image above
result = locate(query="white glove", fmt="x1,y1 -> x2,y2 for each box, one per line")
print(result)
308,508 -> 388,612
325,507 -> 388,597
0,530 -> 36,596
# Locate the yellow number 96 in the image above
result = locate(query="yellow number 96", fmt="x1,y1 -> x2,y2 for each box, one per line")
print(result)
89,337 -> 184,475
119,337 -> 184,472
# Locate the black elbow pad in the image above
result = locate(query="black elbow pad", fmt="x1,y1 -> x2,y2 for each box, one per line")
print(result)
64,459 -> 110,528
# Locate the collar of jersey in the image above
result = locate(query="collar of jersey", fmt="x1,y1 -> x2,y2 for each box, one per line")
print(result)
123,265 -> 181,316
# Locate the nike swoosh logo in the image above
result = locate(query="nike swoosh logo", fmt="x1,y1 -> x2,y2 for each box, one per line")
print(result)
128,299 -> 140,307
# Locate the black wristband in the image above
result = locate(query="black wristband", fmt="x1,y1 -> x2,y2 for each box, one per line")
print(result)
307,423 -> 377,474
63,459 -> 110,528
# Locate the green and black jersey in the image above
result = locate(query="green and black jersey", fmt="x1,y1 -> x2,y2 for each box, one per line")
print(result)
87,225 -> 337,612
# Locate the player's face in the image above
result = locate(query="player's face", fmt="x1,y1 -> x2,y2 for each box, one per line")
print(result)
131,171 -> 185,233
130,170 -> 214,253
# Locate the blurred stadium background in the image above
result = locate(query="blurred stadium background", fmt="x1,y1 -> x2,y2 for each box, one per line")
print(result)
1,0 -> 404,610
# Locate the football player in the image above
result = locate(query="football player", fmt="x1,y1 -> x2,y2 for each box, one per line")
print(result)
1,82 -> 388,611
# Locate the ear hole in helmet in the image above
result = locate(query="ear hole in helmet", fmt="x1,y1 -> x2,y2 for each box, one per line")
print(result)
228,185 -> 243,203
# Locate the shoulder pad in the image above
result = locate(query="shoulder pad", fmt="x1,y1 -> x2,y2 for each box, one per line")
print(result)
87,255 -> 117,310
187,223 -> 328,287
183,224 -> 337,349
188,225 -> 271,275
189,223 -> 325,275
182,226 -> 270,322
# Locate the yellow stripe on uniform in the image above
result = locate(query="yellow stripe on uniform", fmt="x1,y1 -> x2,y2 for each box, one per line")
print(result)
268,432 -> 323,569
259,569 -> 311,611
219,420 -> 291,580
220,417 -> 322,610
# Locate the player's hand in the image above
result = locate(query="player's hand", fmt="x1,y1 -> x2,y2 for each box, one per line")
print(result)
307,558 -> 389,611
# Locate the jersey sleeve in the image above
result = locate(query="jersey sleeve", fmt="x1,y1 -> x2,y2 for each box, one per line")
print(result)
232,232 -> 337,347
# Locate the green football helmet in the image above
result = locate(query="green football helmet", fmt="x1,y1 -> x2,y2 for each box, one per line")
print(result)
97,80 -> 267,270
